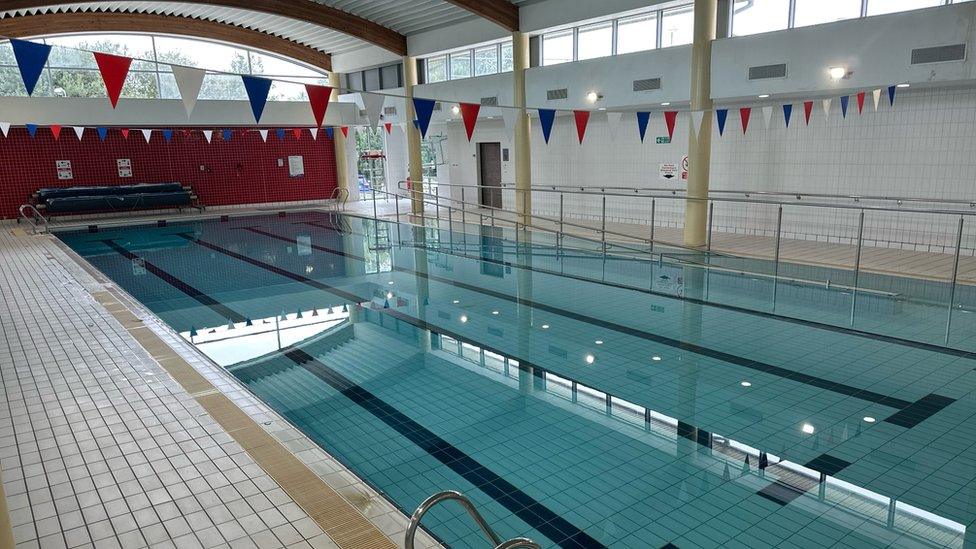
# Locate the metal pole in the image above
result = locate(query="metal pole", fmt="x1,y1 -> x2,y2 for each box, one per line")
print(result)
395,194 -> 400,220
461,188 -> 467,227
601,195 -> 607,253
772,205 -> 783,312
945,216 -> 964,346
435,186 -> 440,220
491,207 -> 495,227
559,193 -> 564,247
706,201 -> 714,252
850,210 -> 865,326
372,187 -> 378,222
650,198 -> 656,252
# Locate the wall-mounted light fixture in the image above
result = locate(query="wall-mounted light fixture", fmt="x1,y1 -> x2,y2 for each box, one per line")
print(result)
828,66 -> 851,80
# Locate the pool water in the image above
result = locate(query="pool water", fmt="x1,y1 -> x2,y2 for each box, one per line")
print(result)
59,211 -> 976,548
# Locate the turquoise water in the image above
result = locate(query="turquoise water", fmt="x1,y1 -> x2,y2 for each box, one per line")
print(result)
59,211 -> 976,548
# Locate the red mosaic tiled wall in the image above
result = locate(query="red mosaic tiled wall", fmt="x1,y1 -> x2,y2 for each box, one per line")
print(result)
0,127 -> 339,219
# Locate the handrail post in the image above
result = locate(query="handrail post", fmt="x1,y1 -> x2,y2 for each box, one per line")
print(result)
461,188 -> 467,227
559,193 -> 564,247
601,194 -> 607,253
372,185 -> 378,223
435,186 -> 440,221
945,216 -> 964,346
707,201 -> 714,252
850,210 -> 865,326
650,198 -> 656,252
772,205 -> 783,312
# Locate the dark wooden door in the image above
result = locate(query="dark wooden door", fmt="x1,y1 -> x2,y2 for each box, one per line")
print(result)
478,142 -> 502,209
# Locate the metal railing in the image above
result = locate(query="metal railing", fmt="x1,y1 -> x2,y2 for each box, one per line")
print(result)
18,204 -> 48,234
330,187 -> 349,212
405,491 -> 540,549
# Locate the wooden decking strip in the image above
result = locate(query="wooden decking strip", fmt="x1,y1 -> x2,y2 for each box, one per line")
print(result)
89,289 -> 397,549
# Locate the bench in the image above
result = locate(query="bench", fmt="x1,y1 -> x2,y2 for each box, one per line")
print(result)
31,183 -> 203,216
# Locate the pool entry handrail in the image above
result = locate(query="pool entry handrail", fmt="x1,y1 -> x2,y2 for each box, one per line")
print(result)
404,490 -> 540,549
330,187 -> 349,212
18,204 -> 48,234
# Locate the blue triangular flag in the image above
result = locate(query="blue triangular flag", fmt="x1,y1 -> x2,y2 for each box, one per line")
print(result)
840,96 -> 849,118
222,129 -> 233,141
636,112 -> 650,143
97,127 -> 108,141
26,124 -> 38,138
241,75 -> 273,123
162,129 -> 173,143
782,104 -> 793,128
413,98 -> 436,138
10,39 -> 51,96
716,109 -> 728,136
538,109 -> 556,144
325,127 -> 334,139
276,128 -> 286,140
887,85 -> 896,106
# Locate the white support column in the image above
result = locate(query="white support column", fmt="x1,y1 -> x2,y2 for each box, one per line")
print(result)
328,71 -> 353,200
683,0 -> 717,248
403,56 -> 425,217
513,31 -> 532,226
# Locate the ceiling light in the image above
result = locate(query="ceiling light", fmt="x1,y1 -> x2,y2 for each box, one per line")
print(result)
491,310 -> 499,315
740,381 -> 752,387
459,315 -> 468,323
828,66 -> 848,80
801,423 -> 815,434
758,94 -> 770,98
651,356 -> 661,361
863,416 -> 876,423
541,324 -> 550,329
594,340 -> 603,345
897,83 -> 910,88
451,105 -> 460,114
387,280 -> 394,285
386,292 -> 393,299
660,102 -> 671,106
586,91 -> 599,103
585,354 -> 595,364
453,300 -> 460,304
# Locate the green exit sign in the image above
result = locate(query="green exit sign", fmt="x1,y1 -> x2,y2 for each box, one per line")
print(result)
656,136 -> 670,144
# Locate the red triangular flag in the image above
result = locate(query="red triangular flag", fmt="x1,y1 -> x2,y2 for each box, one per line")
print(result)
856,91 -> 866,114
93,52 -> 132,108
120,128 -> 129,139
384,122 -> 392,135
664,111 -> 678,140
50,124 -> 62,140
573,110 -> 590,144
292,128 -> 302,139
305,84 -> 332,127
803,101 -> 814,125
459,103 -> 481,142
340,126 -> 349,138
739,107 -> 751,134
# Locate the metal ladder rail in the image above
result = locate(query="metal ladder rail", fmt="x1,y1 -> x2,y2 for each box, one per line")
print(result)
405,491 -> 540,549
330,187 -> 349,212
18,204 -> 48,234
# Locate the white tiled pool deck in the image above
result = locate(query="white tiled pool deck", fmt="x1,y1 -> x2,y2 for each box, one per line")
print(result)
0,224 -> 439,548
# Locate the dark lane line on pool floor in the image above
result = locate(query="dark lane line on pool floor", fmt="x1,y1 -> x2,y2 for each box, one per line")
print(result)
243,225 -> 952,420
102,237 -> 606,549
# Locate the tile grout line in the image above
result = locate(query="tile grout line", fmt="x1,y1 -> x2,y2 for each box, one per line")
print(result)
46,233 -> 402,549
0,468 -> 14,549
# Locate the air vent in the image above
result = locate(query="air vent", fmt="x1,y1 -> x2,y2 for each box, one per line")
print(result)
433,102 -> 442,111
480,96 -> 498,106
358,109 -> 367,116
633,78 -> 661,92
383,106 -> 397,115
748,63 -> 788,80
911,44 -> 966,65
547,88 -> 568,101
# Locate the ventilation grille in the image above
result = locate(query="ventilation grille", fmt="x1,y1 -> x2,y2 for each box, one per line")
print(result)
547,88 -> 568,101
911,44 -> 966,65
383,106 -> 397,115
633,78 -> 661,92
748,63 -> 788,80
480,96 -> 498,106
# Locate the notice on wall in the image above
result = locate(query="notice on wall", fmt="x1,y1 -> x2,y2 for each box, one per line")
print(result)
681,155 -> 689,181
659,162 -> 678,180
56,160 -> 73,180
117,158 -> 132,178
288,155 -> 305,178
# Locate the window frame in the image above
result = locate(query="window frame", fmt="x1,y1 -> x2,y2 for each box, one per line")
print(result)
730,0 -> 961,37
423,40 -> 513,83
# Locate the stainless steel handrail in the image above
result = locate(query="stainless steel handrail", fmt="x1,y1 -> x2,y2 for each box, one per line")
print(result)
18,204 -> 48,234
404,491 -> 540,549
330,187 -> 349,212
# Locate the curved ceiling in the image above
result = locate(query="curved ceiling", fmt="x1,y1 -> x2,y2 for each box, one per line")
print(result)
0,0 -> 529,60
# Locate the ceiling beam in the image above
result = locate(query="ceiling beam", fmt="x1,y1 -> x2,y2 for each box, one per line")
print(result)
442,0 -> 518,31
0,11 -> 334,70
0,0 -> 408,55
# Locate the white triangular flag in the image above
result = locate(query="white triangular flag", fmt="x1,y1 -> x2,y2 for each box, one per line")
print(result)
309,128 -> 318,140
822,98 -> 832,121
762,106 -> 773,129
690,111 -> 704,139
259,129 -> 268,142
171,65 -> 206,117
141,129 -> 153,143
606,111 -> 623,142
0,122 -> 9,137
360,92 -> 385,130
872,89 -> 881,111
501,109 -> 519,140
202,130 -> 213,143
72,126 -> 85,140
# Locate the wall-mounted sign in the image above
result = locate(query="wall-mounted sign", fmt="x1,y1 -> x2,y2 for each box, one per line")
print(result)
659,162 -> 678,180
288,155 -> 305,178
681,155 -> 689,181
117,158 -> 132,178
656,136 -> 670,144
56,160 -> 73,180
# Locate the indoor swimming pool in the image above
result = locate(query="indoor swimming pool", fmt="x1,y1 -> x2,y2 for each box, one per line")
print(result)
57,211 -> 976,548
